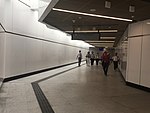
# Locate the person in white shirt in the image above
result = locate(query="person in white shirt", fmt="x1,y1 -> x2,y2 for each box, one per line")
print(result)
86,51 -> 91,66
112,53 -> 120,70
77,50 -> 82,66
90,51 -> 95,66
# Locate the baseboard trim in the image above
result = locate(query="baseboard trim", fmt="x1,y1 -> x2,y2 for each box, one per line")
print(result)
126,82 -> 150,92
118,69 -> 150,92
3,61 -> 80,82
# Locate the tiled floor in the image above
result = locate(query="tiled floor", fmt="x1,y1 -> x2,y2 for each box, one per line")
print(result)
0,63 -> 150,113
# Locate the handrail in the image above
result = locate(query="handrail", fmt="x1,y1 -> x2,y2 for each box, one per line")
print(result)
0,23 -> 88,50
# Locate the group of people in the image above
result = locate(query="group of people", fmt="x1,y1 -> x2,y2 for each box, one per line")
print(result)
76,50 -> 120,76
85,51 -> 100,66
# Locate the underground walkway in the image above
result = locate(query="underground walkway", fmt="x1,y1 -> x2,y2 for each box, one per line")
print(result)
0,63 -> 150,113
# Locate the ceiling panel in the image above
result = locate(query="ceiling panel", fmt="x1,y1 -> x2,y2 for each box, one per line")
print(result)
41,0 -> 150,47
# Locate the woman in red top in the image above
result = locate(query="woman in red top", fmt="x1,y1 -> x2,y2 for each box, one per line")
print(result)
101,50 -> 110,76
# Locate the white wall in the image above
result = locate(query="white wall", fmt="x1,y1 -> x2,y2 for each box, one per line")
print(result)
0,0 -> 90,78
4,34 -> 88,77
126,19 -> 150,88
0,33 -> 5,80
128,22 -> 143,37
126,37 -> 142,84
140,36 -> 150,87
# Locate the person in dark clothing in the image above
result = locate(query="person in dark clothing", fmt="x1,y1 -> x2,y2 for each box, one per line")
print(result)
90,51 -> 95,66
101,50 -> 110,76
76,50 -> 82,66
95,52 -> 100,66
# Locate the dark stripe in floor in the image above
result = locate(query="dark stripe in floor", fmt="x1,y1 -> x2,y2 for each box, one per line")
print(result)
31,64 -> 85,113
32,82 -> 55,113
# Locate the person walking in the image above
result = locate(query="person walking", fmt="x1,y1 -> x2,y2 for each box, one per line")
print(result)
112,53 -> 120,70
76,50 -> 82,66
101,50 -> 110,76
86,51 -> 91,66
90,51 -> 95,66
95,52 -> 100,66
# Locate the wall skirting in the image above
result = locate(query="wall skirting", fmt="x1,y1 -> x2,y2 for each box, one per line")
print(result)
3,61 -> 82,82
126,82 -> 150,92
118,68 -> 150,92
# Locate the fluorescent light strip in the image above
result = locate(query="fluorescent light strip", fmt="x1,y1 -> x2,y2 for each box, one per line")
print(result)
91,43 -> 113,47
91,45 -> 113,47
91,43 -> 114,45
52,8 -> 132,22
91,43 -> 113,44
87,41 -> 115,43
99,30 -> 117,33
66,30 -> 117,33
85,40 -> 114,43
101,37 -> 115,39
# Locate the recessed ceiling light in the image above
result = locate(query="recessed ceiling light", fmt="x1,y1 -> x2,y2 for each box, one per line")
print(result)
131,15 -> 134,18
90,9 -> 96,12
92,27 -> 96,30
52,8 -> 132,22
77,27 -> 81,30
78,17 -> 82,19
72,19 -> 75,23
